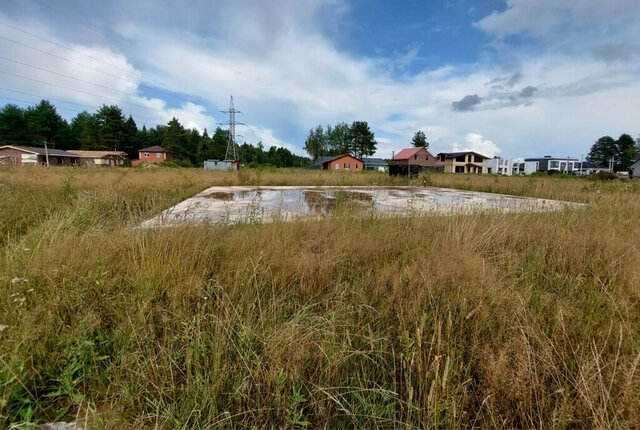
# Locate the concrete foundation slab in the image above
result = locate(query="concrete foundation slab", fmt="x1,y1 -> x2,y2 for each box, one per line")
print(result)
140,186 -> 581,227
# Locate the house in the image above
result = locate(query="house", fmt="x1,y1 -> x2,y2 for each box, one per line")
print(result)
204,159 -> 239,171
436,151 -> 489,173
630,158 -> 640,179
315,154 -> 364,171
0,145 -> 82,167
66,150 -> 127,167
573,161 -> 610,176
486,157 -> 516,175
391,147 -> 438,167
362,157 -> 388,172
523,156 -> 579,175
132,145 -> 172,166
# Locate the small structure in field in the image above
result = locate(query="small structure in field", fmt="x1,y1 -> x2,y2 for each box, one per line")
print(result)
437,151 -> 489,174
204,159 -> 239,171
0,145 -> 82,166
486,157 -> 519,175
315,154 -> 364,171
132,145 -> 172,166
389,147 -> 440,176
67,150 -> 127,167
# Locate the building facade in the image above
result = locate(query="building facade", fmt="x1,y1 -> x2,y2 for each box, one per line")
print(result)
132,145 -> 172,166
204,160 -> 239,171
486,157 -> 516,175
316,154 -> 363,171
391,147 -> 438,166
523,156 -> 579,174
436,151 -> 488,173
0,145 -> 82,166
362,157 -> 388,172
67,150 -> 127,167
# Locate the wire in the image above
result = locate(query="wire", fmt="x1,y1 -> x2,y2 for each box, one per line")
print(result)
0,86 -> 165,125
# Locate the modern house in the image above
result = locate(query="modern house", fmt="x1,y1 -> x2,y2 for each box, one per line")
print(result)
315,154 -> 364,171
436,151 -> 489,173
391,147 -> 438,167
486,157 -> 516,175
66,150 -> 127,167
523,156 -> 579,175
0,145 -> 82,166
203,159 -> 239,171
132,145 -> 172,166
362,157 -> 388,172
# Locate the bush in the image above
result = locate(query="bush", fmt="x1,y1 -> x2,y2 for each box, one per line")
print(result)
588,171 -> 618,181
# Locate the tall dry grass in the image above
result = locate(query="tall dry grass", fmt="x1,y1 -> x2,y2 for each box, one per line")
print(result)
1,167 -> 639,428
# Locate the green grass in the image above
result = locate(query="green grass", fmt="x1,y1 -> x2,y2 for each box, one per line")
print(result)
1,167 -> 639,428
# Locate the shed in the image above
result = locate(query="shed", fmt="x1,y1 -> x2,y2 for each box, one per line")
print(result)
204,159 -> 239,171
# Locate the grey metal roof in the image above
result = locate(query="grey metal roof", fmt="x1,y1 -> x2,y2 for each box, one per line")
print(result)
1,145 -> 81,157
362,157 -> 387,166
438,151 -> 489,159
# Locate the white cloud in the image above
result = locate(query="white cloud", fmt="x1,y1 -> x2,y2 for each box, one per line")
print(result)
452,133 -> 501,158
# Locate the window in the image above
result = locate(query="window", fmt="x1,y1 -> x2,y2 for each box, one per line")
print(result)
355,163 -> 359,169
455,166 -> 465,173
414,155 -> 418,160
344,162 -> 350,169
549,160 -> 559,169
456,155 -> 465,162
335,163 -> 339,169
440,154 -> 445,162
474,155 -> 484,163
144,152 -> 149,157
156,152 -> 161,158
57,157 -> 63,165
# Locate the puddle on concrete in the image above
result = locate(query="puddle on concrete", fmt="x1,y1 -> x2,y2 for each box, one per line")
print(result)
140,186 -> 582,228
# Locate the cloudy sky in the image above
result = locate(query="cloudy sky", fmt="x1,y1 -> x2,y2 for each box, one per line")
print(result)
0,0 -> 639,158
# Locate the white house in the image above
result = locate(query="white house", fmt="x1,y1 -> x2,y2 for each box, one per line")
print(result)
631,158 -> 640,179
486,157 -> 515,175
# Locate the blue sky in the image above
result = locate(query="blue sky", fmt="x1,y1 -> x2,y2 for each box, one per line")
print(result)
0,0 -> 639,158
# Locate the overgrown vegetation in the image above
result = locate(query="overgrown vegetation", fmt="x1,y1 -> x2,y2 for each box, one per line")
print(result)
1,168 -> 639,428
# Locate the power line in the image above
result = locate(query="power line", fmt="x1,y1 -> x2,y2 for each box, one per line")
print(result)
0,68 -> 183,120
0,15 -> 205,107
0,86 -> 165,125
0,20 -> 134,77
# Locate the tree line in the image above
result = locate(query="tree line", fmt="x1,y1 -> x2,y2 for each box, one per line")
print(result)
304,121 -> 377,162
0,100 -> 310,168
587,134 -> 639,171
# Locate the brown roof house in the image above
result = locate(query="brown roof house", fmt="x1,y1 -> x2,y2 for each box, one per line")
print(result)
314,154 -> 364,171
132,145 -> 172,166
0,145 -> 82,167
67,150 -> 127,167
389,147 -> 440,176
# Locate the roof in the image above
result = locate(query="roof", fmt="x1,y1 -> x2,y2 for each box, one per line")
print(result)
437,151 -> 489,159
316,154 -> 364,165
0,145 -> 81,157
524,156 -> 579,161
392,147 -> 429,160
362,157 -> 387,166
138,145 -> 168,152
66,150 -> 127,158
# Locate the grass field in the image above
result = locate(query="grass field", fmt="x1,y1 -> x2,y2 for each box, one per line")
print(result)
1,167 -> 639,428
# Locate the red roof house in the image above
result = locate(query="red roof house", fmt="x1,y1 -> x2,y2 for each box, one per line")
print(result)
132,145 -> 172,166
391,147 -> 437,166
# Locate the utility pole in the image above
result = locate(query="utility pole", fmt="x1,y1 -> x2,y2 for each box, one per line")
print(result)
221,95 -> 245,162
44,140 -> 50,166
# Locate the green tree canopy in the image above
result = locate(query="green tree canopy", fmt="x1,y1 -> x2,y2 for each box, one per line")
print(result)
95,105 -> 126,151
24,100 -> 68,148
0,104 -> 27,144
411,130 -> 428,147
349,121 -> 377,159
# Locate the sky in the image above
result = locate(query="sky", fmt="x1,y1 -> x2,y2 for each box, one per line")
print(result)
0,0 -> 639,158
